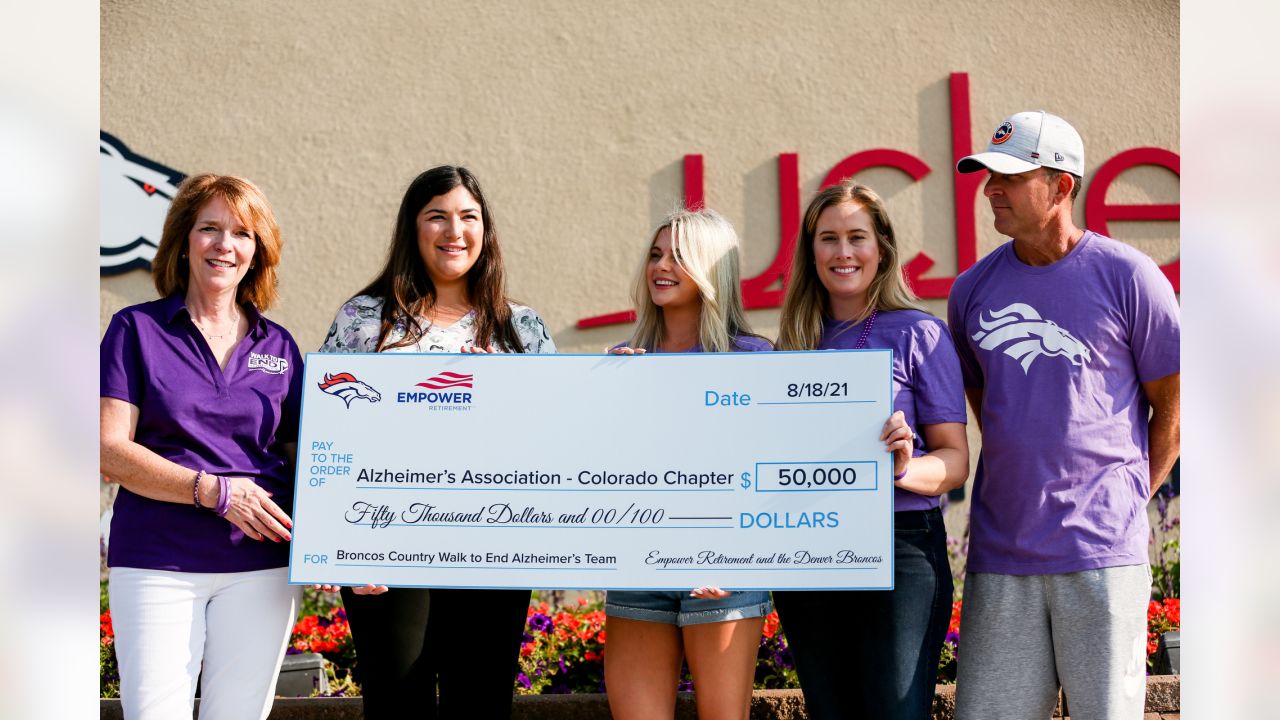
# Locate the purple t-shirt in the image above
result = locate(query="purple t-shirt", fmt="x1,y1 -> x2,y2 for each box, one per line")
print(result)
948,232 -> 1180,575
818,309 -> 968,512
100,295 -> 303,573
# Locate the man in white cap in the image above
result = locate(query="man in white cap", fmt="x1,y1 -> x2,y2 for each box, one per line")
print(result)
947,111 -> 1180,719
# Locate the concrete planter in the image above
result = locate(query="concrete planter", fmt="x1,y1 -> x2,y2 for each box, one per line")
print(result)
100,675 -> 1179,719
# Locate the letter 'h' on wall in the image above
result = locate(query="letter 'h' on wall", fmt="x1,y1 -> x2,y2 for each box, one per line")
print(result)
576,73 -> 1179,329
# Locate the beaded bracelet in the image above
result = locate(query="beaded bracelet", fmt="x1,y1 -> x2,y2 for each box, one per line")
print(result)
215,475 -> 232,517
192,469 -> 206,508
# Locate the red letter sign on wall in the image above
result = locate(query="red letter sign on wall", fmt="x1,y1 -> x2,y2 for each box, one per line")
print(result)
1084,148 -> 1180,291
904,72 -> 984,298
575,72 -> 1179,329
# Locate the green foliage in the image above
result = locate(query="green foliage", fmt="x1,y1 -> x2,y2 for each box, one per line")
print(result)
1151,536 -> 1180,601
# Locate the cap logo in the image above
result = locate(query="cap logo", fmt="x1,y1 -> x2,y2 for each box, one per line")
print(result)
1054,152 -> 1065,162
991,121 -> 1014,145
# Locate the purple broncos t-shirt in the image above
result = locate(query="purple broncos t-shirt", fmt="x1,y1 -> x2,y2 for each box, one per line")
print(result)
100,295 -> 303,573
948,232 -> 1180,575
818,309 -> 968,512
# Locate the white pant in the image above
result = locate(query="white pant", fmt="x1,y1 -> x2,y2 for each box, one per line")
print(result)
109,566 -> 301,720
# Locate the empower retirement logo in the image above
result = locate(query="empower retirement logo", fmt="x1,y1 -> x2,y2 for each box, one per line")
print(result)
397,372 -> 475,411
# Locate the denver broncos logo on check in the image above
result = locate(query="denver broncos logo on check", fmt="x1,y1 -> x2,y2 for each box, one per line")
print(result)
318,372 -> 382,407
416,372 -> 474,390
972,303 -> 1091,373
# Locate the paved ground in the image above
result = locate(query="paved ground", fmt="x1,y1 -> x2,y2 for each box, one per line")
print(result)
99,677 -> 1181,719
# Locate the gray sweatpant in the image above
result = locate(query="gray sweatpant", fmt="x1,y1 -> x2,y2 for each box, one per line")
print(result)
954,565 -> 1151,720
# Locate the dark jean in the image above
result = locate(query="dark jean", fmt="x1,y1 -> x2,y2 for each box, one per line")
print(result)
773,507 -> 953,720
340,586 -> 530,719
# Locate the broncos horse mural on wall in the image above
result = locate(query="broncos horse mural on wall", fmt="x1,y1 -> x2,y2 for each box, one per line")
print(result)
100,131 -> 186,275
972,302 -> 1092,374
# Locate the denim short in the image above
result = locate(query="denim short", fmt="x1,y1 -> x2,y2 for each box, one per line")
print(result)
605,590 -> 773,627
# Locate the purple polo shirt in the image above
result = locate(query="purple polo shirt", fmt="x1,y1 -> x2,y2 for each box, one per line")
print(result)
948,232 -> 1180,575
818,309 -> 968,512
100,295 -> 303,573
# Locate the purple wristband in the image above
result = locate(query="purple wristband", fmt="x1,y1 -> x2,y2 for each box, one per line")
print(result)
215,475 -> 231,517
192,469 -> 206,508
893,467 -> 908,481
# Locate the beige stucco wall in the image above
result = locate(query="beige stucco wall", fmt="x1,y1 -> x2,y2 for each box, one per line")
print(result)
101,0 -> 1178,352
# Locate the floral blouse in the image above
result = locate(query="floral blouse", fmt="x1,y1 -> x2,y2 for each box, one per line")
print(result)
318,295 -> 556,354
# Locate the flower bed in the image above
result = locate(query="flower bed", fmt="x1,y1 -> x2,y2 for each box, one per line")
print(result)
100,611 -> 119,698
517,599 -> 799,694
99,591 -> 1182,697
517,599 -> 606,693
287,606 -> 358,695
1146,597 -> 1180,669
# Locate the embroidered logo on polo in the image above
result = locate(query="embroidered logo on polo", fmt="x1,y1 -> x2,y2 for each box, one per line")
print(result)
247,352 -> 289,375
318,372 -> 382,407
972,303 -> 1091,373
991,121 -> 1014,145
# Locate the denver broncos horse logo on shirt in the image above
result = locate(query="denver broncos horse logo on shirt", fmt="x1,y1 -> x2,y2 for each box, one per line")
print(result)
318,372 -> 382,407
972,303 -> 1091,373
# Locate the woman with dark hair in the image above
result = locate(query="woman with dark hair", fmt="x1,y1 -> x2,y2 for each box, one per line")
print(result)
100,174 -> 302,720
771,180 -> 969,720
318,165 -> 554,718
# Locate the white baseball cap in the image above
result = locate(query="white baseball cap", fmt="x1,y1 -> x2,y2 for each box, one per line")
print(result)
957,110 -> 1084,176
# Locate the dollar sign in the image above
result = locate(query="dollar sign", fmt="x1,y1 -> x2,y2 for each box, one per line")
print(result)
740,472 -> 752,489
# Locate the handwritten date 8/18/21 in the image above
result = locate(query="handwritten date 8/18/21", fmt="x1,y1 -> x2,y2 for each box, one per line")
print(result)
787,382 -> 848,398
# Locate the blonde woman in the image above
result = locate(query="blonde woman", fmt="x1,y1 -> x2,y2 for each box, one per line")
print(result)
604,208 -> 771,720
771,180 -> 969,720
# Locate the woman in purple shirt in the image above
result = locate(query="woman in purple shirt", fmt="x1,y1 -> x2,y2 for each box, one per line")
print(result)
605,208 -> 773,720
100,175 -> 303,720
772,180 -> 970,720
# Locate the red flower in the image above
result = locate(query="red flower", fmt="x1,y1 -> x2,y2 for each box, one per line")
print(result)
762,611 -> 780,639
1144,598 -> 1180,660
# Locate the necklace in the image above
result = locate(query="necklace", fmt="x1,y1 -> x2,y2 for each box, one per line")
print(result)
853,308 -> 879,350
192,310 -> 241,341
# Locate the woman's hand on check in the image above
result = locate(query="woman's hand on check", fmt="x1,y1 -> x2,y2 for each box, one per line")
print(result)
310,584 -> 389,595
690,586 -> 731,599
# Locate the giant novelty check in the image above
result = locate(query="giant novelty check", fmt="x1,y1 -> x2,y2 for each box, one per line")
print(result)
288,350 -> 894,590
